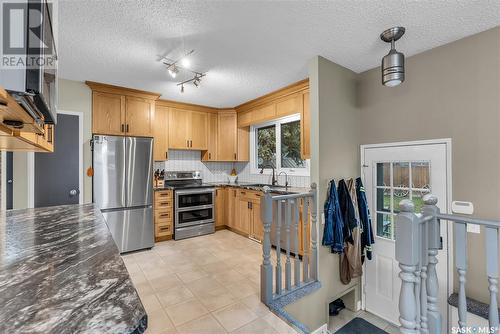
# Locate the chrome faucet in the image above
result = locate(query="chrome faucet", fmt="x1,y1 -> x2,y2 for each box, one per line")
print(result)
278,171 -> 289,189
260,164 -> 277,185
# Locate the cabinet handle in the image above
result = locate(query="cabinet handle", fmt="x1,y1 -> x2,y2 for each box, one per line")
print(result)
190,140 -> 193,147
234,153 -> 237,160
121,124 -> 125,132
209,153 -> 211,159
159,226 -> 170,232
165,151 -> 168,160
126,124 -> 129,132
186,140 -> 189,148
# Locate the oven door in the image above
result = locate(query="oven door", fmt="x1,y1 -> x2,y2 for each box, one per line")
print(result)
176,206 -> 214,228
176,188 -> 214,209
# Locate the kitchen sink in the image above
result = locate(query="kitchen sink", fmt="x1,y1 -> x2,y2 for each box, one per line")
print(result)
244,183 -> 287,188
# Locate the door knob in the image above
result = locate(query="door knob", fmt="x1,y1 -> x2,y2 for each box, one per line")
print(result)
7,179 -> 12,184
69,189 -> 80,197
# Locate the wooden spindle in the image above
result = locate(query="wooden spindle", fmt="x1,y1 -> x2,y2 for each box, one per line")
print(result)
294,200 -> 300,287
302,197 -> 309,282
485,226 -> 499,331
285,199 -> 292,291
275,200 -> 283,295
454,222 -> 467,330
260,188 -> 273,304
396,199 -> 419,334
422,194 -> 441,334
310,183 -> 318,280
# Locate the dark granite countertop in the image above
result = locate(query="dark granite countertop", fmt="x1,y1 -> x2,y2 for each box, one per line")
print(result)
154,182 -> 310,195
0,204 -> 147,334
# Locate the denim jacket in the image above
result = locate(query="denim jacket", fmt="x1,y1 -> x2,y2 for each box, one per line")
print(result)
356,177 -> 374,261
322,180 -> 345,253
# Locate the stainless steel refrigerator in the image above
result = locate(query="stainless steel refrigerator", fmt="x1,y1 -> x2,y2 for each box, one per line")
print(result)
92,135 -> 154,253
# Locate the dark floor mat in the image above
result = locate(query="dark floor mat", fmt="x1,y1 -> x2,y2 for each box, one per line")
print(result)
334,317 -> 388,334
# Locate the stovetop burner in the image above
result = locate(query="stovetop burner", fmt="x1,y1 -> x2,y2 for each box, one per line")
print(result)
162,171 -> 214,189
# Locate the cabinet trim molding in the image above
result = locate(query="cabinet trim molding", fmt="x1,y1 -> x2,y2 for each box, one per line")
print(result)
86,81 -> 161,100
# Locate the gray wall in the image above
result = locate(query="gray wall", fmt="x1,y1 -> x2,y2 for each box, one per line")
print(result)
357,27 -> 500,304
284,56 -> 361,330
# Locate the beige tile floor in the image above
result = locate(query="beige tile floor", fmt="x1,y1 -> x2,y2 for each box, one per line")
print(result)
122,229 -> 300,334
329,308 -> 399,334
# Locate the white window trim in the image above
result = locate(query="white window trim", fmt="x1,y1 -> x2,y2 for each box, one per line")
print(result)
250,114 -> 310,177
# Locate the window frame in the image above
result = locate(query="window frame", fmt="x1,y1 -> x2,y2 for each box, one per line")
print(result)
250,114 -> 310,177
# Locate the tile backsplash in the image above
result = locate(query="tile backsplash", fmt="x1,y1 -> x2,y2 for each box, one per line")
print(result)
154,150 -> 310,187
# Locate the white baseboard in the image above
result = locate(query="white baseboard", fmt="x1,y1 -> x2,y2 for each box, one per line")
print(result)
311,323 -> 329,334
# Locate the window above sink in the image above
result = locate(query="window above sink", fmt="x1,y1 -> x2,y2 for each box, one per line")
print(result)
250,114 -> 310,176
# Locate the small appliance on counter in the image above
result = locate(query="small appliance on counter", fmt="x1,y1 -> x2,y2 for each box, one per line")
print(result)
163,171 -> 215,240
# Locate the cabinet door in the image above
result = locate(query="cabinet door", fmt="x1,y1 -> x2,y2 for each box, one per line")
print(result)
92,92 -> 125,135
237,199 -> 251,234
190,111 -> 208,150
217,112 -> 237,161
202,113 -> 217,161
276,93 -> 303,117
301,91 -> 310,159
153,106 -> 169,161
125,96 -> 154,137
237,127 -> 249,161
215,188 -> 225,227
168,108 -> 190,149
225,188 -> 237,228
251,200 -> 263,241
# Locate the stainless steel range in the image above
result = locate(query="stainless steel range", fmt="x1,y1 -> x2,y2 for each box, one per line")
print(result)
163,171 -> 215,240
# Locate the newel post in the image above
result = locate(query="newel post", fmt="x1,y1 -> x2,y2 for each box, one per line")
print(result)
260,187 -> 273,304
396,200 -> 420,334
422,194 -> 442,334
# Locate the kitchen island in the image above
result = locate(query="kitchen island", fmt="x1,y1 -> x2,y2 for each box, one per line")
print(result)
0,204 -> 147,334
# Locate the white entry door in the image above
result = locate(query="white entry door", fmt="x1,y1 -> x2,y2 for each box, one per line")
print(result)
362,140 -> 450,330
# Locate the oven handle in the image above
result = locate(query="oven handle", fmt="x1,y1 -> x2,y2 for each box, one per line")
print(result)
175,188 -> 215,196
176,204 -> 214,212
174,219 -> 215,229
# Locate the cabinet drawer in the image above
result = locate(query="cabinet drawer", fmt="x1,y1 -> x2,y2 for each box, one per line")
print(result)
155,198 -> 173,209
155,190 -> 172,200
155,223 -> 172,237
238,189 -> 262,201
155,210 -> 172,222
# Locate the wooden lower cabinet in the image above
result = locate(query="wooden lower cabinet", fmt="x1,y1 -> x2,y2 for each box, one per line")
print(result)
154,190 -> 173,241
215,187 -> 225,227
234,189 -> 262,239
225,187 -> 238,229
250,200 -> 263,241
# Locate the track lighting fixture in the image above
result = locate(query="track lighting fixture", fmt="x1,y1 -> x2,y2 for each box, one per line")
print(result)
380,26 -> 406,87
162,49 -> 206,93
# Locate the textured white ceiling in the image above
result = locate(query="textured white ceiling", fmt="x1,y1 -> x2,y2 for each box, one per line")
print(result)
58,0 -> 500,107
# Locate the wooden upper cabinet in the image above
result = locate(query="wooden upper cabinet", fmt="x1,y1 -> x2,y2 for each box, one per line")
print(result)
153,105 -> 169,161
276,93 -> 303,117
189,111 -> 208,150
168,108 -> 190,149
92,92 -> 125,135
202,113 -> 217,161
251,104 -> 276,124
237,111 -> 251,127
301,91 -> 310,159
217,111 -> 237,161
237,126 -> 249,162
125,96 -> 154,137
168,109 -> 208,150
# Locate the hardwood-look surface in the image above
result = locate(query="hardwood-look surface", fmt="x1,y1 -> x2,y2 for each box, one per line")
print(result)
92,92 -> 125,135
301,91 -> 311,159
215,187 -> 225,227
125,96 -> 154,137
168,108 -> 190,149
156,99 -> 219,114
237,198 -> 251,234
0,87 -> 44,134
251,200 -> 263,241
237,111 -> 251,127
237,127 -> 250,161
276,93 -> 303,117
86,81 -> 161,100
251,104 -> 276,124
189,111 -> 208,150
202,112 -> 217,161
217,111 -> 237,161
224,187 -> 237,229
154,190 -> 173,241
153,105 -> 169,161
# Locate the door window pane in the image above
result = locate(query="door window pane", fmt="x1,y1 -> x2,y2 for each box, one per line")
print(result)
376,162 -> 391,187
393,162 -> 409,188
393,191 -> 410,213
376,212 -> 393,239
280,120 -> 305,168
376,187 -> 391,212
257,125 -> 276,168
412,190 -> 431,213
411,162 -> 430,189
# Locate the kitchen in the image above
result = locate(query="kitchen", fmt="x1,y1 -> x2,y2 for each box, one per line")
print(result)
1,1 -> 499,334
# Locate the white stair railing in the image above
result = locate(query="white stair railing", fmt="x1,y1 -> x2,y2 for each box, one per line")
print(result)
396,195 -> 500,334
260,183 -> 319,305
